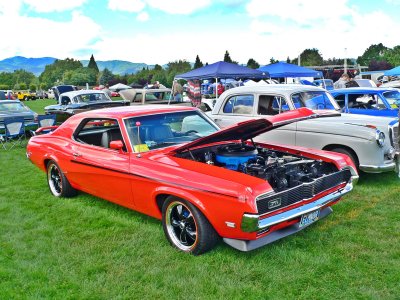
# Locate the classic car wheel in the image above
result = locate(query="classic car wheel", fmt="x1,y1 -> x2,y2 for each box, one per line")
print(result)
23,96 -> 28,101
47,161 -> 77,197
330,147 -> 359,169
162,197 -> 219,255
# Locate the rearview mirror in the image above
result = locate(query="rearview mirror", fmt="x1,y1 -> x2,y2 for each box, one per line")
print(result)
110,140 -> 124,151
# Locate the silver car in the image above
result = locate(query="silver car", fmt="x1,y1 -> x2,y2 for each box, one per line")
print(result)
210,85 -> 398,173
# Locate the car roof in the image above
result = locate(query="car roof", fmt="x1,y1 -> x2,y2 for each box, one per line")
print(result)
74,104 -> 197,119
59,90 -> 107,98
332,87 -> 399,93
221,84 -> 326,96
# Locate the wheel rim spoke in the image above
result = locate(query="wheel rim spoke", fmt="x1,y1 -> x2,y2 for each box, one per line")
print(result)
167,202 -> 198,249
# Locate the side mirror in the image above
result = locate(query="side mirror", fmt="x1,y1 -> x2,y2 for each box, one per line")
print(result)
109,140 -> 124,151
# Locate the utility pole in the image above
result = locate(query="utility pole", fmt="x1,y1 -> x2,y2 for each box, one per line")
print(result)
344,48 -> 347,74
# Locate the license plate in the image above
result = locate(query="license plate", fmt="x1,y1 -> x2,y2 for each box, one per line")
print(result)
299,209 -> 320,228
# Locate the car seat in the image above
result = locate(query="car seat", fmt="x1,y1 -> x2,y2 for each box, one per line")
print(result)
145,124 -> 174,142
101,128 -> 125,150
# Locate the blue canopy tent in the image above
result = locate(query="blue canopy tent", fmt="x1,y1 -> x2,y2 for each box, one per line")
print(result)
175,61 -> 269,101
384,66 -> 400,76
175,61 -> 269,80
258,62 -> 319,78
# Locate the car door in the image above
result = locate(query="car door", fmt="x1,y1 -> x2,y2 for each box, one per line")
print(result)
212,94 -> 257,128
71,118 -> 135,208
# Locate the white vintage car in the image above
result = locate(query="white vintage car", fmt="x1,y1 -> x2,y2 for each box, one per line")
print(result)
210,85 -> 398,173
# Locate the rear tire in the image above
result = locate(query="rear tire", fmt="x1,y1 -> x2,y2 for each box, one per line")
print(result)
162,197 -> 219,255
46,160 -> 77,197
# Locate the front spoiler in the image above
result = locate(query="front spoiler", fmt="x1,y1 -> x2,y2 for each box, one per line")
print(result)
223,182 -> 353,252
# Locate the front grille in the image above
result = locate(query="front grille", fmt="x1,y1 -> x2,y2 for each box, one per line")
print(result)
256,169 -> 351,214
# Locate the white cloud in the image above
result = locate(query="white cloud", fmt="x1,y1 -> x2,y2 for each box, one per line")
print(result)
24,0 -> 87,12
246,0 -> 352,25
146,0 -> 211,14
107,0 -> 211,15
136,11 -> 149,21
0,10 -> 102,59
108,0 -> 145,13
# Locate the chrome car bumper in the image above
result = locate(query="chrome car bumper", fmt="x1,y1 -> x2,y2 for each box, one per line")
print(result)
359,161 -> 396,173
223,182 -> 353,252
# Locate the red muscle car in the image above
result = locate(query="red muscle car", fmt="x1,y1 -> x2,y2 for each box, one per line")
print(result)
27,106 -> 358,255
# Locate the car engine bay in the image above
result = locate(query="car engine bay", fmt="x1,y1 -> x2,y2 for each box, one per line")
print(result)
176,143 -> 338,192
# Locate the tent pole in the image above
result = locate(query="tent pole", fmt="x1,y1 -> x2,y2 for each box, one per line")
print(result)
215,77 -> 218,100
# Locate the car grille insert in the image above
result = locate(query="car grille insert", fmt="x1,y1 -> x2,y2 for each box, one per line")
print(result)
256,169 -> 351,214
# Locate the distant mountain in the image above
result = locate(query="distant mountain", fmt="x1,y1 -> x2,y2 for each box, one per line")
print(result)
81,60 -> 153,75
0,56 -> 56,76
0,56 -> 154,76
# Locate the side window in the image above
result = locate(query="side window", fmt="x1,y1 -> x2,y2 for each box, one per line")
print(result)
271,96 -> 290,114
74,118 -> 125,151
333,94 -> 345,108
223,95 -> 254,114
258,95 -> 272,115
352,93 -> 379,109
60,96 -> 71,105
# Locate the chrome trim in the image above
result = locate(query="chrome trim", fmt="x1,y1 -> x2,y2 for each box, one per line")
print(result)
359,162 -> 396,173
375,130 -> 385,148
343,166 -> 359,185
241,182 -> 353,233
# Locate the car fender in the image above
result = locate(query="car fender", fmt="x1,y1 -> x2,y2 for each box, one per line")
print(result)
152,186 -> 207,213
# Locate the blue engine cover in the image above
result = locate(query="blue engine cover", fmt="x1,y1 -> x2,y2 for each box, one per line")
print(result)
216,154 -> 256,170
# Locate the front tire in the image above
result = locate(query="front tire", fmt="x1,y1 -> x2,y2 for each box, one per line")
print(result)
330,147 -> 359,170
162,197 -> 219,255
46,160 -> 77,197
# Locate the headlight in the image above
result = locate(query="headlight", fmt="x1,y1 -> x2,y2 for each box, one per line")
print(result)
376,130 -> 385,147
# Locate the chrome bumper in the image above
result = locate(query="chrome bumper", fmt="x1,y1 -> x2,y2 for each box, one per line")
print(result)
359,162 -> 396,173
240,182 -> 353,233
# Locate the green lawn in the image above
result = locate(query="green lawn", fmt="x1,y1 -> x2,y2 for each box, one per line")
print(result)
1,103 -> 399,299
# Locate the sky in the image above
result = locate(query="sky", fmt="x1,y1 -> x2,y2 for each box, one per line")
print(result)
0,0 -> 400,65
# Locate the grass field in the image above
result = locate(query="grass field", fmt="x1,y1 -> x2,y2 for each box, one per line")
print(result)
0,101 -> 399,299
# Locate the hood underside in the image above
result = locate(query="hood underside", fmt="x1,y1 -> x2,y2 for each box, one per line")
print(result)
174,108 -> 338,153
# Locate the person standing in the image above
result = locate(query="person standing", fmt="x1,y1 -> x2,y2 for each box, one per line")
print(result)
172,79 -> 183,102
103,84 -> 112,97
334,73 -> 350,89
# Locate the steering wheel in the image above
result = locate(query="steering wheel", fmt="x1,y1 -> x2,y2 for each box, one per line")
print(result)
185,130 -> 198,135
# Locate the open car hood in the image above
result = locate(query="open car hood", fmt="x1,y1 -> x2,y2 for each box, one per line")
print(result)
174,108 -> 338,153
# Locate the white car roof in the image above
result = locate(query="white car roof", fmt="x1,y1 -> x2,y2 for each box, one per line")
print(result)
59,90 -> 107,98
220,84 -> 326,97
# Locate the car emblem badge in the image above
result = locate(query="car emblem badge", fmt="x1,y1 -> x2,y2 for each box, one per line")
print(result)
268,197 -> 281,209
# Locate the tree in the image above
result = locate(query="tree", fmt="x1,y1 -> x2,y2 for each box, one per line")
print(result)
223,51 -> 233,63
286,57 -> 290,63
194,55 -> 203,69
39,58 -> 83,86
357,43 -> 389,66
165,60 -> 191,85
270,57 -> 278,64
246,58 -> 260,69
369,60 -> 393,71
292,48 -> 323,66
383,45 -> 400,67
99,68 -> 115,85
153,64 -> 163,71
87,54 -> 99,73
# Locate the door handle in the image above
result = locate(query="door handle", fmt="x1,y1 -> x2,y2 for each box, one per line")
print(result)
73,152 -> 82,158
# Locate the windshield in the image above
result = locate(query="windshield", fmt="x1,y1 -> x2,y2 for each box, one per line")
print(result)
75,93 -> 111,103
383,90 -> 400,108
124,110 -> 219,151
291,91 -> 340,110
0,102 -> 30,112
